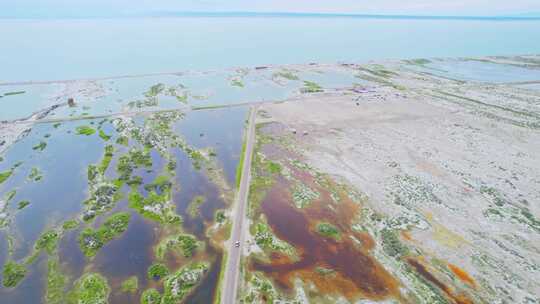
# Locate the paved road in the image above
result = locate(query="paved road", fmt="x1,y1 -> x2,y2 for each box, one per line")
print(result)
221,106 -> 257,304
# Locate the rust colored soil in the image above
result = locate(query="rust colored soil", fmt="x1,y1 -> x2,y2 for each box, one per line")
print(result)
448,263 -> 477,288
251,166 -> 401,301
408,259 -> 473,304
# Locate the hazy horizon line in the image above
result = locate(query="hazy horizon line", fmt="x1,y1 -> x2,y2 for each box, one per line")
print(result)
1,11 -> 540,20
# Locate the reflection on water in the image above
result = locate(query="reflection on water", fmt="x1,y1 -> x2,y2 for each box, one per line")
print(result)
1,120 -> 104,260
0,105 -> 246,303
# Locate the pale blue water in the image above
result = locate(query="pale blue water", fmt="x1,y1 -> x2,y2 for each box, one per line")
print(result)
0,120 -> 105,259
0,65 -> 365,121
410,59 -> 540,83
1,15 -> 540,304
1,17 -> 540,82
0,84 -> 60,119
520,83 -> 540,90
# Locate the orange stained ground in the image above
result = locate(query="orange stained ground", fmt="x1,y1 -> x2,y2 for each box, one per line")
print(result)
448,263 -> 477,288
251,166 -> 402,302
407,259 -> 474,304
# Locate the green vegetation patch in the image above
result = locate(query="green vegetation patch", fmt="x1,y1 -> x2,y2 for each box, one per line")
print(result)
161,262 -> 208,304
253,222 -> 295,255
315,267 -> 335,276
116,149 -> 152,177
17,200 -> 30,210
359,66 -> 398,79
141,288 -> 162,304
147,263 -> 169,281
2,261 -> 27,288
116,155 -> 133,182
185,147 -> 205,170
267,161 -> 281,174
116,136 -> 129,146
128,176 -> 181,225
62,219 -> 79,230
187,196 -> 205,218
235,138 -> 247,188
166,159 -> 177,174
480,186 -> 507,207
5,189 -> 16,201
98,129 -> 111,141
28,167 -> 43,182
291,182 -> 319,208
46,257 -> 67,304
0,169 -> 13,184
216,210 -> 226,224
0,162 -> 22,185
316,222 -> 340,240
155,234 -> 199,260
120,276 -> 138,293
480,186 -> 540,232
67,273 -> 110,304
302,81 -> 323,93
273,70 -> 299,81
76,126 -> 96,136
3,91 -> 26,96
247,125 -> 283,216
405,58 -> 431,65
35,230 -> 60,254
231,78 -> 244,88
82,182 -> 120,221
32,141 -> 47,151
84,143 -> 128,220
98,145 -> 114,174
175,91 -> 189,103
128,98 -> 158,109
519,208 -> 540,232
242,274 -> 278,303
381,228 -> 409,258
144,175 -> 172,193
78,229 -> 104,258
145,83 -> 166,98
392,174 -> 443,208
78,212 -> 130,258
254,222 -> 274,248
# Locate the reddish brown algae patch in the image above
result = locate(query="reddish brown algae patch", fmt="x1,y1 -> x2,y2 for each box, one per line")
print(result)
250,168 -> 402,302
448,263 -> 477,289
407,259 -> 473,304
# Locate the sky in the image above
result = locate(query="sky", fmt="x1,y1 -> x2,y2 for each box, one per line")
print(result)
1,0 -> 540,17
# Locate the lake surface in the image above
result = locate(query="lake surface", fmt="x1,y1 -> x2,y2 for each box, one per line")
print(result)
1,17 -> 540,82
0,106 -> 245,303
410,58 -> 540,83
1,15 -> 539,303
0,64 -> 364,121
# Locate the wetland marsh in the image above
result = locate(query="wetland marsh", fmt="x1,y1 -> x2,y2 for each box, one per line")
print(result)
1,55 -> 540,303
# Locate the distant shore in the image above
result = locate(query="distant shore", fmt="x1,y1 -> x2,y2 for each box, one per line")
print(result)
1,11 -> 540,20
